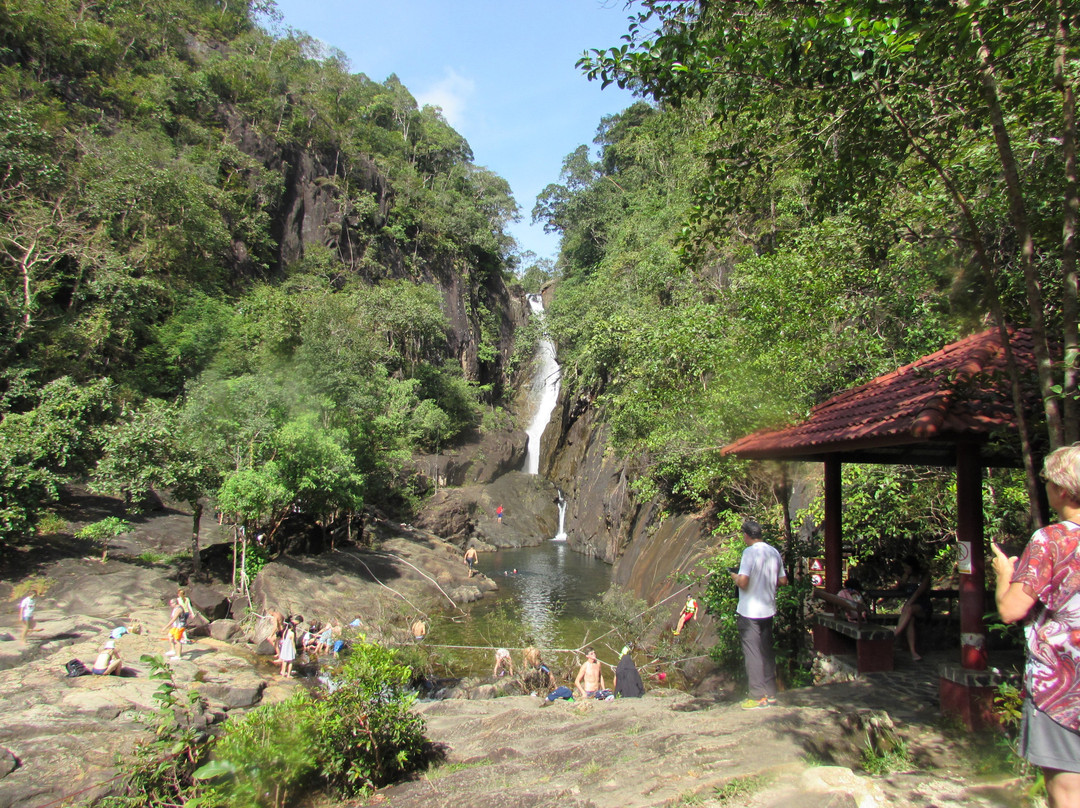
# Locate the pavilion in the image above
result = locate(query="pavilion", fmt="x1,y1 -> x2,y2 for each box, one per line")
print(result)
722,326 -> 1043,727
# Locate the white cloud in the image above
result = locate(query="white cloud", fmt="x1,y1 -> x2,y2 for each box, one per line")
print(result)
414,68 -> 475,130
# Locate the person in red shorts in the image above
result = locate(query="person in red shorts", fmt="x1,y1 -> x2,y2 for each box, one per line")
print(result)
672,595 -> 699,636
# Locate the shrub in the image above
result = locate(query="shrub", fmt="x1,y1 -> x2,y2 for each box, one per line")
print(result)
195,638 -> 429,804
311,639 -> 429,796
196,693 -> 321,808
100,656 -> 209,807
75,516 -> 132,562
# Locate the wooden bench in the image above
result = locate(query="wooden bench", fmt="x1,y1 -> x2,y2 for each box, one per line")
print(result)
863,589 -> 959,617
812,614 -> 895,673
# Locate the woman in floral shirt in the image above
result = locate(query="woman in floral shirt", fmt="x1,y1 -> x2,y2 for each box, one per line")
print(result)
993,444 -> 1080,808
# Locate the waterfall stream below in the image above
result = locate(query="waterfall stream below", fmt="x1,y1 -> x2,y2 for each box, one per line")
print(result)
426,294 -> 618,677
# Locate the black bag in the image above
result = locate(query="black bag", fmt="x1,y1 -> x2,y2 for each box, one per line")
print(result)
65,659 -> 90,677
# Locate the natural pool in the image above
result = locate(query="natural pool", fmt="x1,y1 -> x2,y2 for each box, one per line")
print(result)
424,541 -> 616,678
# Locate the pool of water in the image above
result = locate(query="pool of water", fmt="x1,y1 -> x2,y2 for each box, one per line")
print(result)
426,541 -> 614,677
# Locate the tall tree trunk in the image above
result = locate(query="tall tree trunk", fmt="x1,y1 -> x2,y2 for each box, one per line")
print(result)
877,86 -> 1045,524
967,2 -> 1064,449
190,501 -> 203,580
1057,0 -> 1080,443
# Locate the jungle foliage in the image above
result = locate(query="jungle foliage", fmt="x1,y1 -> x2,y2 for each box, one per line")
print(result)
537,0 -> 1077,547
0,0 -> 525,551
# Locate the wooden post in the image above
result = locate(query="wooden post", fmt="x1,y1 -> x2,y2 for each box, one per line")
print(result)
824,455 -> 843,594
956,443 -> 988,670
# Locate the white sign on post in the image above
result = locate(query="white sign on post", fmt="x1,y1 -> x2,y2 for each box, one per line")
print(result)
957,540 -> 972,575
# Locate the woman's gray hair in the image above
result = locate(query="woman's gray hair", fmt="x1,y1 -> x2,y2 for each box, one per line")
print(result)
1044,444 -> 1080,503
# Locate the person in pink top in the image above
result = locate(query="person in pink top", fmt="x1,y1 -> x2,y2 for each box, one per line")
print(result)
993,444 -> 1080,808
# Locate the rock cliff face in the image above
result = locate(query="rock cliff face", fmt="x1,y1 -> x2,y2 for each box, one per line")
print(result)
539,388 -> 715,614
221,104 -> 530,397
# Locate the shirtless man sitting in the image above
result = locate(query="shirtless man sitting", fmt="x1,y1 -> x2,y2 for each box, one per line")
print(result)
574,647 -> 605,699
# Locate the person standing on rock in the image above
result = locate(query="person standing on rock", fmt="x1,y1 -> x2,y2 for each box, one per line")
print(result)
279,619 -> 297,677
176,588 -> 195,645
993,444 -> 1080,808
18,588 -> 39,643
163,598 -> 185,660
464,545 -> 479,578
730,518 -> 787,710
496,504 -> 504,524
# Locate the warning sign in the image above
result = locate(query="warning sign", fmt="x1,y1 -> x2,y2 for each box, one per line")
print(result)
809,558 -> 825,572
810,573 -> 825,587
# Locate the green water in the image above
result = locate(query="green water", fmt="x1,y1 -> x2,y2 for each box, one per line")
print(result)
425,541 -> 616,677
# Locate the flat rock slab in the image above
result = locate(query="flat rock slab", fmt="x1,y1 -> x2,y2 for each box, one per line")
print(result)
375,691 -> 1025,808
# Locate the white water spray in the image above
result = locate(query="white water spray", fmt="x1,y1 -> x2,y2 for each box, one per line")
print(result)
552,490 -> 567,542
523,294 -> 561,476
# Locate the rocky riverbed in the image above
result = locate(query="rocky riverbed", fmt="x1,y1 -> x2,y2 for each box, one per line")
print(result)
0,492 -> 1030,808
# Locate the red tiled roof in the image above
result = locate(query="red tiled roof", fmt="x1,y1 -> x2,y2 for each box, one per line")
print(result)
722,327 -> 1039,463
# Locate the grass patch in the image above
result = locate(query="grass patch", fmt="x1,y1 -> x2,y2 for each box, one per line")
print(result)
35,512 -> 67,535
670,790 -> 705,806
426,759 -> 492,781
581,759 -> 602,777
861,736 -> 914,775
136,550 -> 190,565
714,773 -> 772,803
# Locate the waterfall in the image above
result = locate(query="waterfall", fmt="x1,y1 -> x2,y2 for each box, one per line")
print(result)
553,490 -> 567,542
523,294 -> 561,476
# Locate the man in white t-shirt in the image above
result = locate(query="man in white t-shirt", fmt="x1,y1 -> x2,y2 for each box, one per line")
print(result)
19,590 -> 39,643
730,519 -> 787,710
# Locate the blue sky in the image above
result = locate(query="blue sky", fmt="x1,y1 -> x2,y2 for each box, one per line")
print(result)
270,0 -> 640,264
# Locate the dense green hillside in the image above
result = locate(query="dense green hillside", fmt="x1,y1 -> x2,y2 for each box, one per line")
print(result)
539,0 -> 1075,546
0,0 -> 525,552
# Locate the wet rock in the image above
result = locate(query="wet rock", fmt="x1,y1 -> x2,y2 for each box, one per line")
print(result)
414,429 -> 528,488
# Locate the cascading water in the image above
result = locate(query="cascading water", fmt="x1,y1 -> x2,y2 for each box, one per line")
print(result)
553,490 -> 567,542
523,294 -> 561,476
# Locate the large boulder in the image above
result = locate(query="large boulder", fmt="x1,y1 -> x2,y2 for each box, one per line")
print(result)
415,472 -> 561,549
414,429 -> 528,488
187,583 -> 231,621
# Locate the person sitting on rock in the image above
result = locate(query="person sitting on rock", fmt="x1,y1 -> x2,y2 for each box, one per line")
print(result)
673,595 -> 699,636
411,618 -> 427,643
315,621 -> 336,655
91,640 -> 122,676
614,645 -> 645,698
574,647 -> 605,699
523,646 -> 556,691
493,647 -> 514,678
301,621 -> 321,653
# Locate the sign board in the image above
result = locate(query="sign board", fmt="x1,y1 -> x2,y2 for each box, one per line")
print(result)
957,541 -> 972,575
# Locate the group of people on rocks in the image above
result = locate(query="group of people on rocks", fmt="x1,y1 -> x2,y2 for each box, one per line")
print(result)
488,643 -> 646,705
266,609 -> 340,678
